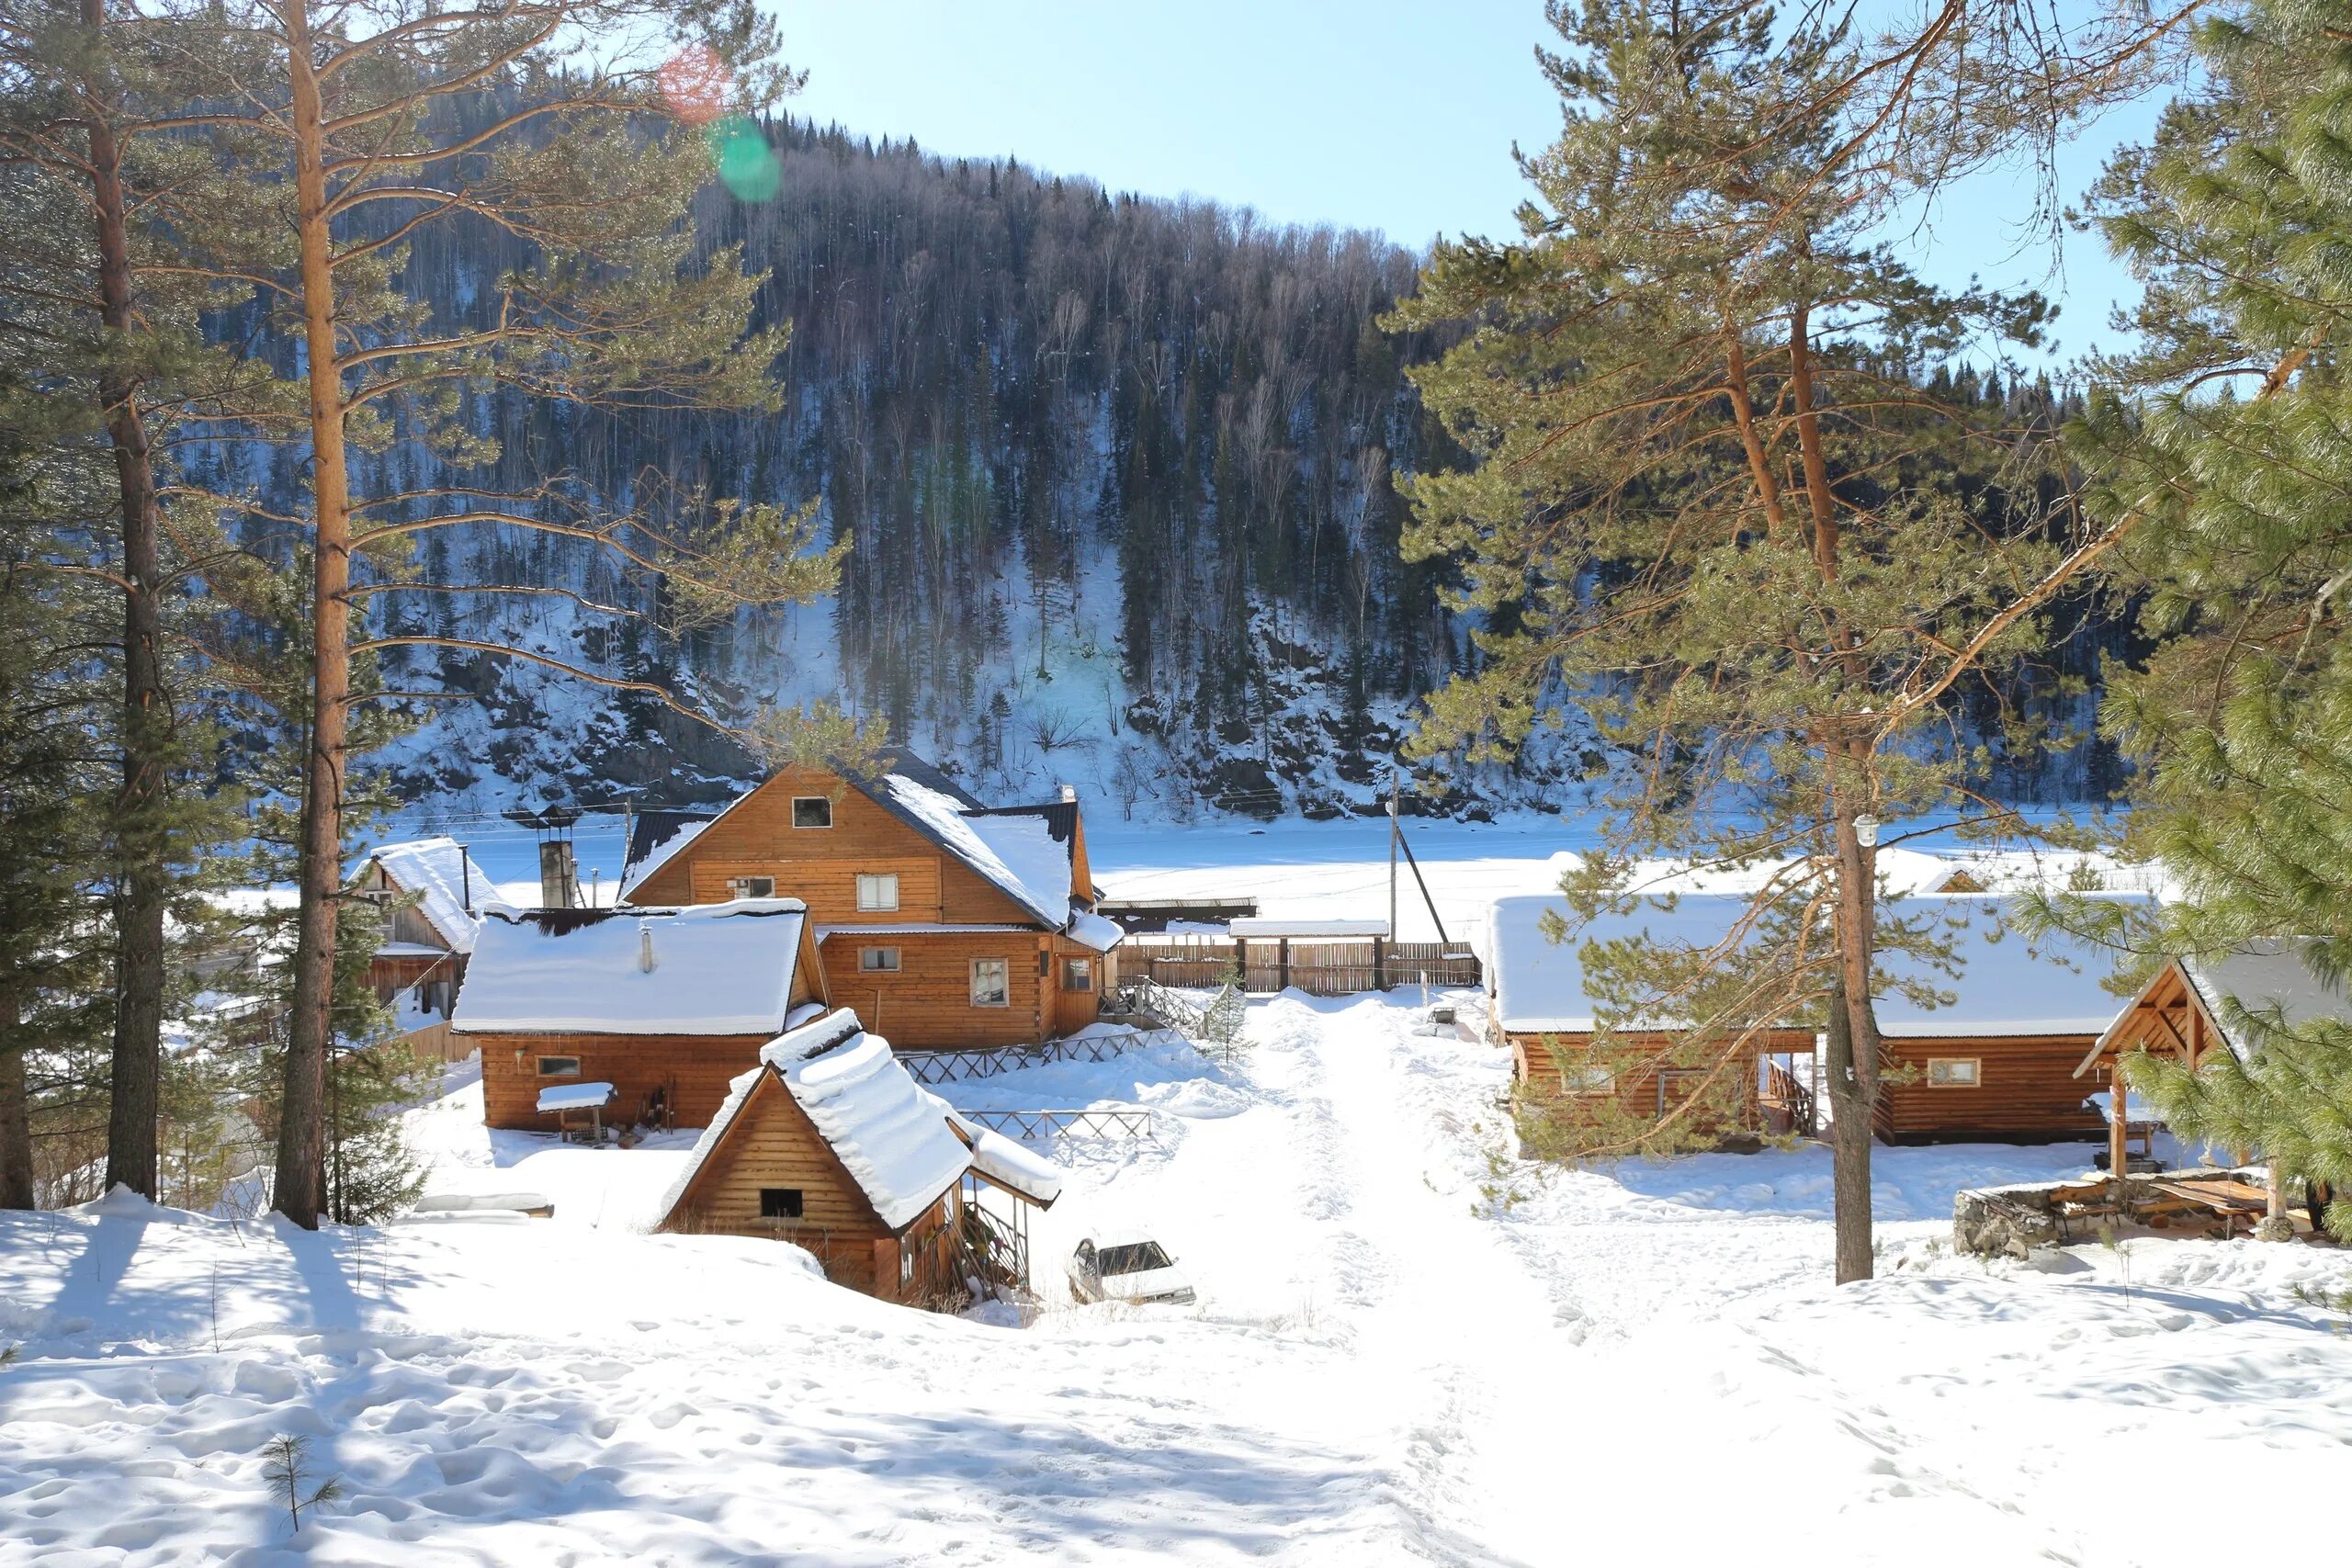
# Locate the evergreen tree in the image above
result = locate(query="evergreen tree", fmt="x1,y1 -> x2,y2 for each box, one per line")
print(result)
1389,0 -> 2152,1280
2071,0 -> 2352,1236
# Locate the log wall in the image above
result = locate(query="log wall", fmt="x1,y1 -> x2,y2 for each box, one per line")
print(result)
1876,1034 -> 2108,1144
476,1032 -> 772,1130
819,929 -> 1069,1049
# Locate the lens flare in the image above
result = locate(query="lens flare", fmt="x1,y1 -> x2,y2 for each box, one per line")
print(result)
710,116 -> 781,202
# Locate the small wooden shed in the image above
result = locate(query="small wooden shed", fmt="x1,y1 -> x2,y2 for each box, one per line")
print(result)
452,899 -> 830,1131
657,1008 -> 1064,1305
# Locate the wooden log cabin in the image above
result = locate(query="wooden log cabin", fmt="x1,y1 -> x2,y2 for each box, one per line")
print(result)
657,1008 -> 1065,1305
2075,942 -> 2345,1199
1486,890 -> 2150,1148
1486,895 -> 1817,1140
451,898 -> 831,1131
618,750 -> 1125,1049
351,838 -> 495,1036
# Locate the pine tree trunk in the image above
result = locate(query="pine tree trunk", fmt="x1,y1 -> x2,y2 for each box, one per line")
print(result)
0,984 -> 33,1209
272,2 -> 352,1229
82,0 -> 169,1201
1829,802 -> 1883,1285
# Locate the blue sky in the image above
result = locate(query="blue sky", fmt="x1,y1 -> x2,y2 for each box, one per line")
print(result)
769,0 -> 2163,366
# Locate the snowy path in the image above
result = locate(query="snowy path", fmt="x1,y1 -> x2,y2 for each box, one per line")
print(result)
5,993 -> 2349,1565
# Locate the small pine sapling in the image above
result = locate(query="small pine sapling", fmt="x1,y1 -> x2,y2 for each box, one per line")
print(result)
261,1434 -> 340,1532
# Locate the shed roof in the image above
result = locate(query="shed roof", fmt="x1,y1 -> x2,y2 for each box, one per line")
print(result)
451,899 -> 810,1036
356,837 -> 497,953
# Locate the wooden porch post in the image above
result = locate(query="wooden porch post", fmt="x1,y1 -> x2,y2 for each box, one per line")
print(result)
2108,1056 -> 2129,1180
2261,1159 -> 2293,1240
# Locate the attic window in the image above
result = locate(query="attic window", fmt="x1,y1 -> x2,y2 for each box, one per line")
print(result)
856,873 -> 899,912
792,796 -> 832,829
1927,1057 -> 1981,1088
729,875 -> 776,899
759,1188 -> 804,1219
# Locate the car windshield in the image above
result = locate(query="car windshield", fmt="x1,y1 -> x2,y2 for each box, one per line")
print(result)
1094,1242 -> 1172,1276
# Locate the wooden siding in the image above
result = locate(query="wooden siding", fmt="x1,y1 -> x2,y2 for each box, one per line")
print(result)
478,1032 -> 770,1130
819,929 -> 1069,1049
1506,1028 -> 1815,1135
1876,1035 -> 2108,1145
628,763 -> 1035,926
662,1068 -> 956,1302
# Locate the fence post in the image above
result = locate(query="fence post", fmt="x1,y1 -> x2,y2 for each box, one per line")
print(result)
1278,937 -> 1291,994
1373,937 -> 1385,991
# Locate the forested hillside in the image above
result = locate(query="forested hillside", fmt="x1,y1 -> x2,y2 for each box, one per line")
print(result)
196,116 -> 2125,820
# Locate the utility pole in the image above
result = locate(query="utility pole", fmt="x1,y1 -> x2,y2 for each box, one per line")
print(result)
1387,766 -> 1400,943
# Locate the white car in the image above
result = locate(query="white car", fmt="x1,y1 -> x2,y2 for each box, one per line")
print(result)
1067,1230 -> 1196,1306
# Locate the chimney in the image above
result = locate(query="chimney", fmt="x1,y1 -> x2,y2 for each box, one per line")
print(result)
638,921 -> 659,974
1058,783 -> 1078,804
538,840 -> 578,909
458,843 -> 473,914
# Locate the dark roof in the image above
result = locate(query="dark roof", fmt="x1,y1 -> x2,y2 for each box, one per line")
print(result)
622,808 -> 718,889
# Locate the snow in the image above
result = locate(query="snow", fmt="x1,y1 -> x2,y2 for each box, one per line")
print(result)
963,808 -> 1075,915
451,899 -> 810,1036
7,989 -> 2344,1565
951,1116 -> 1067,1207
883,773 -> 1067,926
2179,941 -> 2352,1058
357,837 -> 496,952
1487,890 -> 2148,1037
1062,908 -> 1125,953
1226,917 -> 1389,937
535,1081 -> 615,1112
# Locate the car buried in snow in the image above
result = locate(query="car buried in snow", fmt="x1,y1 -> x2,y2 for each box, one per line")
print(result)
1067,1231 -> 1195,1306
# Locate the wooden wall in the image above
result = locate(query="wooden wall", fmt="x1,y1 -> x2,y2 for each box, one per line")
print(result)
628,763 -> 1035,927
820,929 -> 1079,1049
1876,1035 -> 2108,1144
475,1032 -> 771,1130
662,1069 -> 955,1303
1507,1028 -> 1814,1131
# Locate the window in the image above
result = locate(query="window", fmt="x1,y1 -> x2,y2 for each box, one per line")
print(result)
1560,1065 -> 1616,1096
759,1188 -> 804,1219
856,873 -> 899,912
860,946 -> 901,973
791,796 -> 832,829
1927,1058 -> 1982,1088
729,875 -> 776,899
1063,957 -> 1093,993
536,1055 -> 581,1078
970,957 -> 1010,1008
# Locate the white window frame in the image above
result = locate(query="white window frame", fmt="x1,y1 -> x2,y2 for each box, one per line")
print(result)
860,946 -> 901,974
969,957 -> 1010,1008
729,875 -> 776,899
1927,1057 -> 1982,1088
856,872 -> 900,913
791,795 -> 833,829
536,1055 -> 582,1078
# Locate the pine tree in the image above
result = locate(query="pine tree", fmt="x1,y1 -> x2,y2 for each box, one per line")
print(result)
1388,0 -> 2154,1280
2070,0 -> 2352,1236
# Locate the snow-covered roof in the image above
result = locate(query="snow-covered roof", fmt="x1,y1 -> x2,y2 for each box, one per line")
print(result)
660,1008 -> 982,1234
537,1081 -> 615,1112
879,773 -> 1067,926
946,1111 -> 1065,1207
2170,942 -> 2350,1060
1063,909 -> 1125,953
451,899 -> 810,1036
618,810 -> 716,897
1227,918 -> 1389,938
357,838 -> 497,953
1487,892 -> 2145,1038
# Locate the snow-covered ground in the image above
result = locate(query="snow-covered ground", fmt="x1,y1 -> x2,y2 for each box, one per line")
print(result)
6,987 -> 2346,1564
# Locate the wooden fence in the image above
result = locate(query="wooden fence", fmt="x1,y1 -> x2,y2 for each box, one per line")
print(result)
1122,938 -> 1481,996
399,1021 -> 474,1066
897,1027 -> 1182,1087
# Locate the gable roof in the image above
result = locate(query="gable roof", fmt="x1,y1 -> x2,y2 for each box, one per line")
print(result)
451,899 -> 811,1035
660,1008 -> 989,1234
1487,891 -> 2147,1038
355,838 -> 496,953
620,748 -> 1107,939
2089,941 -> 2350,1071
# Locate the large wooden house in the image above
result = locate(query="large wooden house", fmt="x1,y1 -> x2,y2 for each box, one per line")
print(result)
658,1008 -> 1064,1305
451,898 -> 831,1130
1487,891 -> 2146,1146
618,751 -> 1125,1049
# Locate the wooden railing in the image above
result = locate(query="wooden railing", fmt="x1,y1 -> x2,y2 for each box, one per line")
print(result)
898,1028 -> 1182,1086
957,1109 -> 1162,1143
1763,1059 -> 1817,1137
